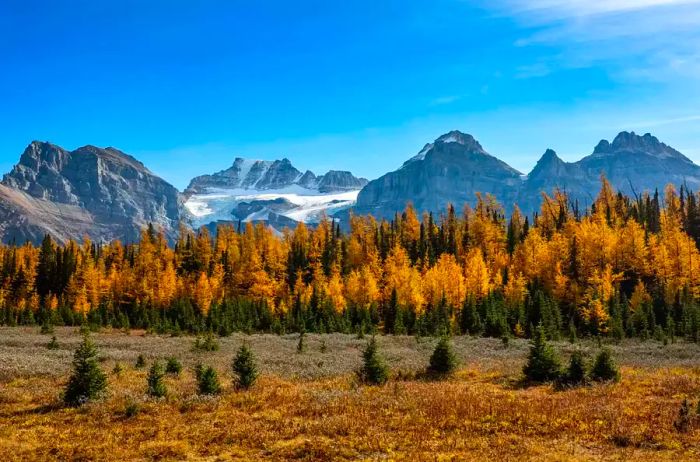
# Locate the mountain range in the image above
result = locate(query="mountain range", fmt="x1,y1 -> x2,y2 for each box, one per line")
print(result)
1,130 -> 698,244
354,130 -> 700,219
183,158 -> 368,229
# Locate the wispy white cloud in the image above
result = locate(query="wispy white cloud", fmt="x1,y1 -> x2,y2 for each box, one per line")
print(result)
625,114 -> 700,128
430,95 -> 462,106
515,62 -> 551,78
501,0 -> 700,20
485,0 -> 700,80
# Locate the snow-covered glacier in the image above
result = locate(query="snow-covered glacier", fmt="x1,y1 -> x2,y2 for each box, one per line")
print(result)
184,185 -> 361,228
183,157 -> 368,229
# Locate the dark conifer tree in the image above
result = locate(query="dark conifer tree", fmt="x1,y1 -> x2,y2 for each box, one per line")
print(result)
560,350 -> 587,387
358,336 -> 389,385
165,357 -> 182,376
147,361 -> 167,398
427,336 -> 458,377
590,348 -> 620,382
523,324 -> 561,383
232,344 -> 258,390
64,334 -> 108,406
460,296 -> 482,336
197,365 -> 221,395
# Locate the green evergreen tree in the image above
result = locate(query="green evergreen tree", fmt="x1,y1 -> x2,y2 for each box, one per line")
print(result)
40,320 -> 54,335
47,335 -> 59,350
356,321 -> 366,339
523,324 -> 562,383
165,357 -> 182,376
296,330 -> 306,354
358,336 -> 389,385
460,296 -> 482,335
232,344 -> 258,390
194,363 -> 204,381
560,350 -> 587,387
427,336 -> 458,377
147,361 -> 167,398
393,308 -> 407,335
501,334 -> 510,348
590,348 -> 620,382
64,334 -> 108,406
135,354 -> 146,369
197,365 -> 221,395
193,331 -> 219,351
384,288 -> 399,333
666,314 -> 676,344
112,362 -> 124,376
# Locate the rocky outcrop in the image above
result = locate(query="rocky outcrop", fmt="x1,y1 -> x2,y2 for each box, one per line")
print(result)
185,157 -> 366,195
517,132 -> 700,212
0,141 -> 182,244
354,131 -> 523,218
576,132 -> 700,196
516,149 -> 594,211
317,171 -> 368,193
185,158 -> 297,194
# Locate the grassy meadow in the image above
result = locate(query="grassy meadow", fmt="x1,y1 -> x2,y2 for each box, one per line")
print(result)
1,327 -> 700,461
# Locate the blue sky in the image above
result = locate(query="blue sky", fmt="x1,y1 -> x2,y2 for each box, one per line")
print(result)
1,0 -> 699,189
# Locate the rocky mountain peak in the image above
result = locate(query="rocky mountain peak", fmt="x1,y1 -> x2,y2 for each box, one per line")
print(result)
317,170 -> 369,193
404,130 -> 486,167
592,139 -> 611,154
357,130 -> 523,219
611,131 -> 660,151
0,142 -> 182,244
524,148 -> 580,190
13,141 -> 69,173
592,131 -> 685,160
530,149 -> 564,173
540,148 -> 560,162
434,130 -> 485,152
186,156 -> 367,196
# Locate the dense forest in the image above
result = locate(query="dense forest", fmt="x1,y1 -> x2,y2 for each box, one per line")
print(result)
2,177 -> 700,341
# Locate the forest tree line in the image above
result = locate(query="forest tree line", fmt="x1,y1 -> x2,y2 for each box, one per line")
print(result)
2,177 -> 700,340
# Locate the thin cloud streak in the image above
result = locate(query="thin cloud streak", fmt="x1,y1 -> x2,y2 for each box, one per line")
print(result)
626,114 -> 700,128
430,95 -> 462,106
484,0 -> 700,81
499,0 -> 700,21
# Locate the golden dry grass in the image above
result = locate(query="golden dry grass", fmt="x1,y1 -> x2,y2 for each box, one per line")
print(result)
1,328 -> 700,461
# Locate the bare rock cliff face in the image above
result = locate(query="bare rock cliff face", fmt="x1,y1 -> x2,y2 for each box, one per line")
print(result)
0,141 -> 182,244
354,131 -> 523,218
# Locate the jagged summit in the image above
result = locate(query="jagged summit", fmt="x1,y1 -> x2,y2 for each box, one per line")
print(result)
186,156 -> 367,195
528,149 -> 567,178
317,170 -> 369,193
435,130 -> 485,150
591,131 -> 689,162
357,131 -> 523,218
0,141 -> 182,244
538,148 -> 561,164
404,130 -> 487,166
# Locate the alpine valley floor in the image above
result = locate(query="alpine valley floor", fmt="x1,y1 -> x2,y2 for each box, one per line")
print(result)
1,327 -> 700,461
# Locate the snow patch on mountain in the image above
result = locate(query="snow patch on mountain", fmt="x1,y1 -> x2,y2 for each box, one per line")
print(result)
236,159 -> 257,186
184,185 -> 360,227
